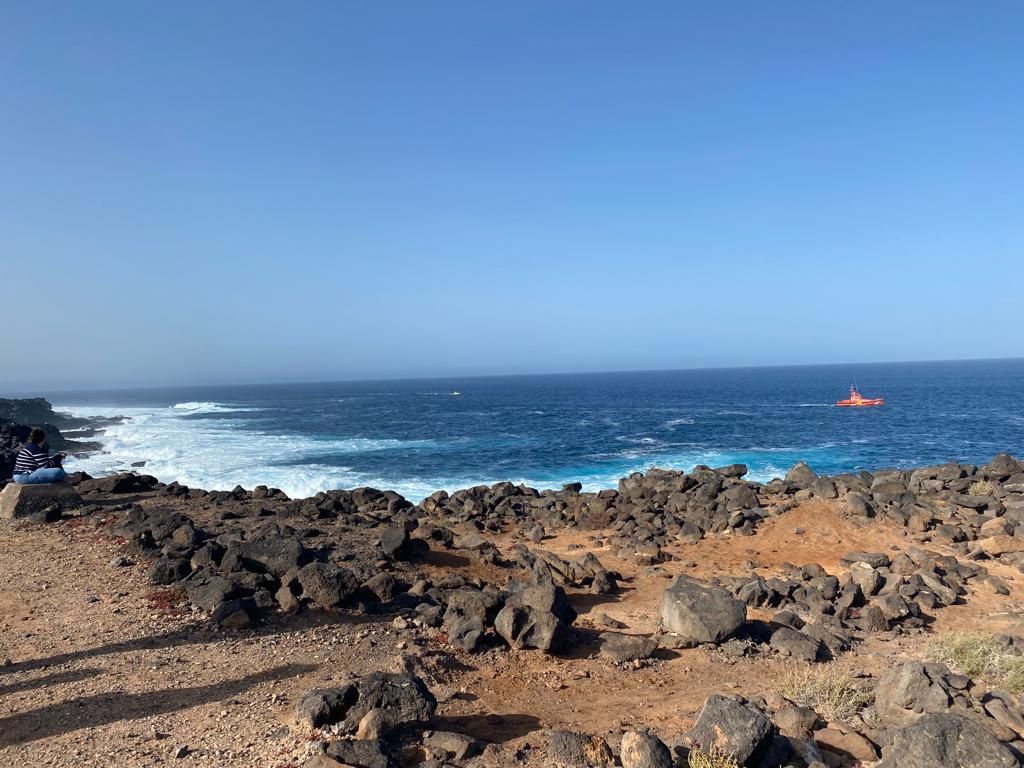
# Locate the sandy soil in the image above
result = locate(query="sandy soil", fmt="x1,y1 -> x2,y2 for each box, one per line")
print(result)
2,499 -> 1023,767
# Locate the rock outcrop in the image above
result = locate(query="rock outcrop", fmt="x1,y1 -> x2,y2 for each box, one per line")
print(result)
0,482 -> 81,521
619,730 -> 673,768
685,694 -> 775,765
660,575 -> 746,646
495,581 -> 577,653
296,671 -> 436,735
879,713 -> 1019,768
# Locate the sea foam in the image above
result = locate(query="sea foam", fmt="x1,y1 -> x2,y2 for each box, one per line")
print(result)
55,402 -> 843,502
59,403 -> 450,501
60,401 -> 785,502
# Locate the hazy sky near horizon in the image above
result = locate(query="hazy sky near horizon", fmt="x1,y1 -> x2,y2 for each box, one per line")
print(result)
2,3 -> 1022,391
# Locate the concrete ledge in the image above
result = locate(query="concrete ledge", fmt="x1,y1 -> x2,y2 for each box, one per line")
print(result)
0,482 -> 82,520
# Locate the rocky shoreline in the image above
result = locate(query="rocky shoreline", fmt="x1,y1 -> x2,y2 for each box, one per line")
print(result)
3,399 -> 1024,766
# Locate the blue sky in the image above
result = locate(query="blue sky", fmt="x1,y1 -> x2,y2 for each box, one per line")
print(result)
2,2 -> 1022,390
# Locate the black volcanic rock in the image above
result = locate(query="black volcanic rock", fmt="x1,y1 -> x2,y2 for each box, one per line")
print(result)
495,581 -> 576,652
879,713 -> 1018,768
0,398 -> 86,428
296,562 -> 360,608
685,695 -> 774,766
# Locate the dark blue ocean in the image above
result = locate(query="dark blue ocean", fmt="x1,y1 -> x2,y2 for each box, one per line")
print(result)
56,359 -> 1024,501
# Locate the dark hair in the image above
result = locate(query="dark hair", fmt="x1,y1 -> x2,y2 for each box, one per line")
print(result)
29,428 -> 46,444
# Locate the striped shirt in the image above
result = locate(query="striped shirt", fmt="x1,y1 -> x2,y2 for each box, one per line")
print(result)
13,443 -> 56,476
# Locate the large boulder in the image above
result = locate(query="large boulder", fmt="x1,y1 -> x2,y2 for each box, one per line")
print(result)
186,575 -> 240,612
237,531 -> 309,576
148,556 -> 190,585
814,724 -> 878,764
422,730 -> 480,760
378,527 -> 422,560
660,575 -> 745,646
78,472 -> 158,494
296,685 -> 359,728
619,730 -> 673,768
495,581 -> 576,653
600,632 -> 658,663
874,661 -> 952,726
325,738 -> 393,768
987,453 -> 1022,479
296,672 -> 436,735
110,506 -> 190,545
340,671 -> 436,733
770,626 -> 825,662
210,598 -> 256,629
0,482 -> 81,520
362,572 -> 405,603
785,461 -> 818,487
442,587 -> 499,652
878,713 -> 1018,768
547,731 -> 615,768
979,536 -> 1024,557
845,491 -> 874,516
296,562 -> 361,609
684,694 -> 774,765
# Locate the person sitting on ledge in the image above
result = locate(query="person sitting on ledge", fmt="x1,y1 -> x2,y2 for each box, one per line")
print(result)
12,428 -> 67,484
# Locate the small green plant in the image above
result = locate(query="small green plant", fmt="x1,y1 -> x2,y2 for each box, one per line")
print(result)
968,478 -> 994,496
927,632 -> 1024,694
688,744 -> 740,768
778,665 -> 872,724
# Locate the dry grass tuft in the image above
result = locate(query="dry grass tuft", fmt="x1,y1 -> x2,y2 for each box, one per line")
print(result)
688,744 -> 740,768
778,665 -> 872,724
927,632 -> 1024,694
968,478 -> 994,496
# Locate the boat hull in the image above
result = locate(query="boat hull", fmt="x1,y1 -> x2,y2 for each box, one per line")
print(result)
836,399 -> 884,407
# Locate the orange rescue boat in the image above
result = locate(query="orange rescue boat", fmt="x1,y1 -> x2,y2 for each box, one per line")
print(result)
836,386 -> 885,407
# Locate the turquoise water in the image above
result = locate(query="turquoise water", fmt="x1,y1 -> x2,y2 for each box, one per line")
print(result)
57,359 -> 1024,501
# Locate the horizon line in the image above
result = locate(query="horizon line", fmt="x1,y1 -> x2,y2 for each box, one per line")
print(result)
10,354 -> 1024,398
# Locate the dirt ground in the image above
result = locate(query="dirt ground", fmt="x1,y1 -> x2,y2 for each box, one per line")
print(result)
3,499 -> 1024,767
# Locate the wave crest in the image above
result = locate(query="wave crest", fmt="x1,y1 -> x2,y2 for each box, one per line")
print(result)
171,401 -> 258,414
664,417 -> 695,428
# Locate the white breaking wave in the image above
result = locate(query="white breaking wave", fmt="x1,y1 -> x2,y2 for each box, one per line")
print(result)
663,417 -> 695,427
59,401 -> 596,501
58,403 -> 444,501
170,401 -> 261,414
55,402 -> 820,503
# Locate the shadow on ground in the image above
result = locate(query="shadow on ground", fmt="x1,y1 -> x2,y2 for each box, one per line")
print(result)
569,588 -> 627,615
0,663 -> 314,748
434,713 -> 542,743
0,668 -> 102,698
0,610 -> 358,677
